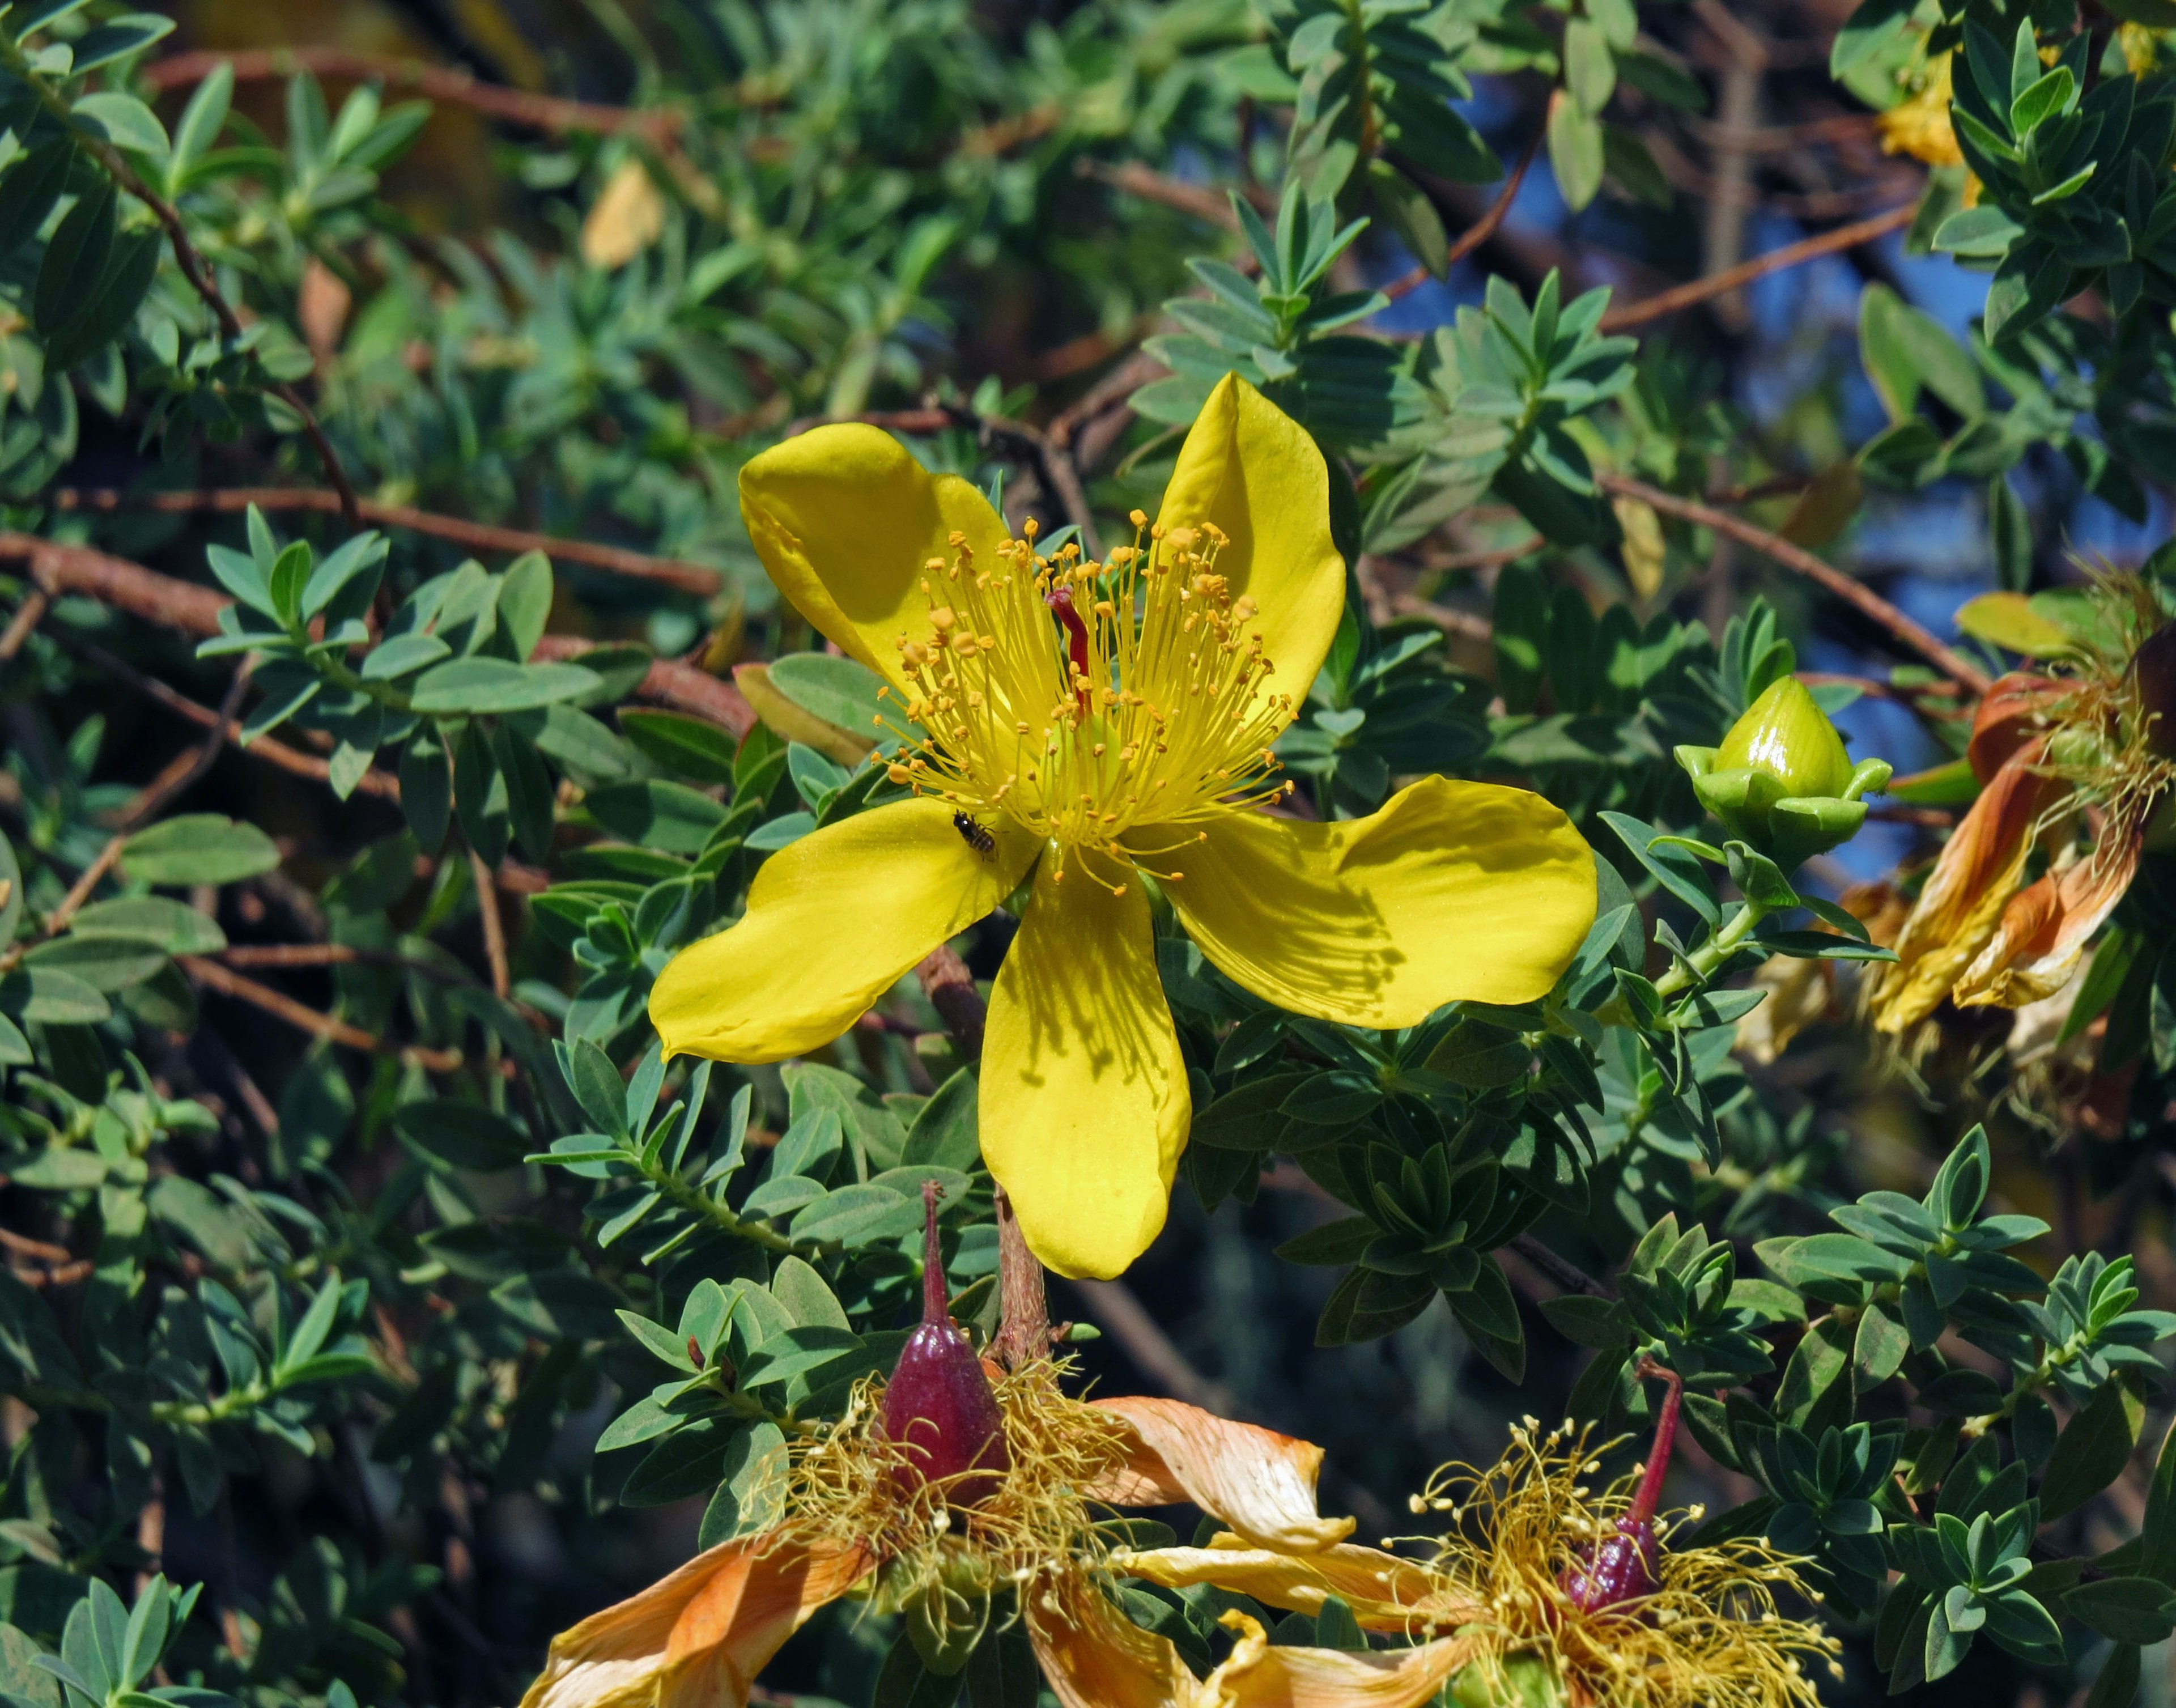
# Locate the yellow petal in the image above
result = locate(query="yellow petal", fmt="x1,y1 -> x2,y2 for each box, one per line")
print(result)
1201,1611 -> 1474,1708
738,424 -> 1034,694
520,1534 -> 869,1708
1086,1396 -> 1354,1551
1155,375 -> 1344,712
1115,1541 -> 1453,1634
650,798 -> 1035,1063
1027,1571 -> 1210,1708
1135,778 -> 1595,1028
981,857 -> 1189,1280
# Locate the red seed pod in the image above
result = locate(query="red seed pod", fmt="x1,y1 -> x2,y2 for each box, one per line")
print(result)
1559,1362 -> 1680,1614
878,1182 -> 1010,1506
2134,624 -> 2176,758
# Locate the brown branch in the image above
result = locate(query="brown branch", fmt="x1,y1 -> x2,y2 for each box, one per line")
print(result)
52,488 -> 724,597
142,48 -> 683,142
1597,473 -> 1993,692
915,945 -> 985,1063
1067,1277 -> 1240,1414
1384,129 -> 1545,301
1598,203 -> 1917,332
468,847 -> 511,1000
2,533 -> 758,739
180,955 -> 461,1071
35,133 -> 359,520
220,944 -> 476,982
1509,1233 -> 1608,1297
1076,159 -> 1247,230
1390,593 -> 1494,646
991,1187 -> 1052,1372
0,1227 -> 74,1266
0,588 -> 48,663
46,628 -> 406,803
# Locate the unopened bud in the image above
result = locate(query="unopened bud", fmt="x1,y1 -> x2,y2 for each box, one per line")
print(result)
1676,677 -> 1889,869
1715,677 -> 1852,798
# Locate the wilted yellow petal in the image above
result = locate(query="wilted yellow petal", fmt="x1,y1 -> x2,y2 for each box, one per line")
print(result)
1116,1540 -> 1451,1634
981,857 -> 1188,1280
1954,826 -> 2140,1010
1155,374 -> 1344,715
520,1534 -> 869,1708
1086,1396 -> 1353,1552
738,426 -> 1036,696
649,798 -> 1034,1063
1871,741 -> 2067,1032
1133,777 -> 1595,1028
1612,495 -> 1664,598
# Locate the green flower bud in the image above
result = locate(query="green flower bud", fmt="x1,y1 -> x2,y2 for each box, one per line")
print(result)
1674,677 -> 1890,870
1450,1652 -> 1566,1708
1714,677 -> 1854,798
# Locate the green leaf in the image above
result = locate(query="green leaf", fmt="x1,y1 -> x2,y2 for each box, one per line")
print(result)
584,781 -> 730,855
409,658 -> 601,715
2040,1379 -> 2139,1520
1547,95 -> 1605,213
70,94 -> 168,156
122,815 -> 281,885
497,552 -> 553,660
2065,1578 -> 2176,1646
0,142 -> 74,259
618,711 -> 738,785
393,1101 -> 532,1172
32,180 -> 116,344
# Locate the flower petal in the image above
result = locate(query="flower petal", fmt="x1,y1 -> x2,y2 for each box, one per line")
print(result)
1954,824 -> 2140,1010
738,424 -> 1032,694
1871,739 -> 2068,1033
981,857 -> 1189,1280
651,798 -> 1035,1063
1114,1541 -> 1452,1634
1155,375 -> 1344,711
1085,1396 -> 1354,1551
1200,1612 -> 1474,1708
520,1534 -> 869,1708
1134,777 -> 1595,1028
1027,1574 -> 1207,1708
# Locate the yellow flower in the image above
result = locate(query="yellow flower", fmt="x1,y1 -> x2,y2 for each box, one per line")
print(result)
521,1207 -> 1468,1708
649,375 -> 1597,1277
1876,52 -> 1964,169
1117,1370 -> 1839,1708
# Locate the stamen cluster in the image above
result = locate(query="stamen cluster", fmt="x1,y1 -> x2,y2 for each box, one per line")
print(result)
1400,1418 -> 1840,1708
882,513 -> 1297,889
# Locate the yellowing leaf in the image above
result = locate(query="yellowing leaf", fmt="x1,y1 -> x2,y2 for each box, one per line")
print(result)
1956,590 -> 2077,657
1612,495 -> 1664,598
581,160 -> 666,270
1779,461 -> 1862,548
732,662 -> 875,766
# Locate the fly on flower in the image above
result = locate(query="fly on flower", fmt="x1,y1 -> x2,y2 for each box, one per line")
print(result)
649,375 -> 1598,1278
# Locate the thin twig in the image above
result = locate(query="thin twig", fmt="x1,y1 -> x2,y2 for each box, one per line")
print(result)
141,47 -> 684,141
22,123 -> 358,520
1068,1277 -> 1239,1415
915,944 -> 985,1063
2,533 -> 758,738
0,588 -> 49,662
1383,129 -> 1545,301
121,670 -> 250,832
1076,159 -> 1247,230
179,956 -> 461,1072
992,1187 -> 1052,1371
1598,203 -> 1916,332
468,847 -> 511,1000
219,944 -> 478,983
1510,1233 -> 1608,1298
53,488 -> 723,597
1389,593 -> 1494,645
1597,472 -> 1993,692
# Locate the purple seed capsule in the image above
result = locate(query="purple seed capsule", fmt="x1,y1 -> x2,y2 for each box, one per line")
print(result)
1560,1362 -> 1680,1614
878,1180 -> 1009,1506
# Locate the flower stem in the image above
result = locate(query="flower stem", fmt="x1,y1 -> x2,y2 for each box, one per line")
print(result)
1652,899 -> 1771,1002
991,1186 -> 1049,1370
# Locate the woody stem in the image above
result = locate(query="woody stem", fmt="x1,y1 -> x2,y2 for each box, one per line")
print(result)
1629,1357 -> 1684,1527
992,1187 -> 1050,1370
921,1179 -> 949,1324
